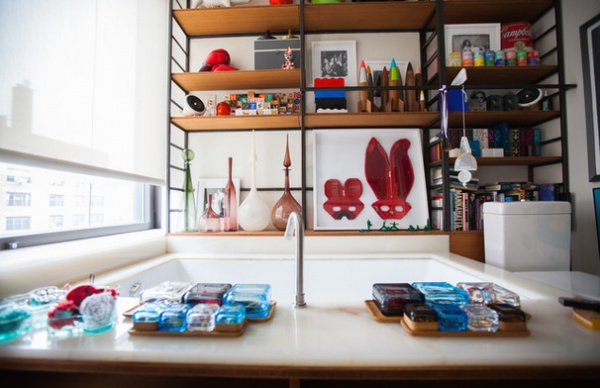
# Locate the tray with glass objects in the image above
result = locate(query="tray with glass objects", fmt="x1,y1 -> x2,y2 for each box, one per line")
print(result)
126,283 -> 276,337
365,282 -> 530,337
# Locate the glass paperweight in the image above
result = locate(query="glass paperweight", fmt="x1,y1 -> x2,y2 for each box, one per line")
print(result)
223,157 -> 238,231
132,302 -> 167,331
159,303 -> 191,332
487,303 -> 527,332
79,292 -> 117,333
6,289 -> 60,330
403,302 -> 439,331
215,304 -> 246,325
0,302 -> 32,343
431,303 -> 468,332
461,304 -> 499,332
176,149 -> 198,232
223,284 -> 271,319
456,282 -> 495,305
372,283 -> 425,316
140,281 -> 192,304
491,284 -> 521,308
271,135 -> 302,231
47,313 -> 83,339
183,283 -> 232,306
411,282 -> 469,305
186,303 -> 220,332
198,193 -> 222,233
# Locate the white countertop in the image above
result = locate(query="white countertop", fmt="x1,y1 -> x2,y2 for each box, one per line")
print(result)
1,253 -> 599,378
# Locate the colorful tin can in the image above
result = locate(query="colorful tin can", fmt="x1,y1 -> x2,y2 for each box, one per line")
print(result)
484,50 -> 495,66
462,50 -> 473,67
516,50 -> 528,66
474,49 -> 484,66
494,50 -> 505,66
449,51 -> 462,67
528,49 -> 540,65
505,50 -> 517,66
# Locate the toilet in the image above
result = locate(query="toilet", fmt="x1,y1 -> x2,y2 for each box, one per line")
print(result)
482,201 -> 571,272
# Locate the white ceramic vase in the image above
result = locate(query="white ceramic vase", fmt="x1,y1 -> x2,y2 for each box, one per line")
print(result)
238,131 -> 271,231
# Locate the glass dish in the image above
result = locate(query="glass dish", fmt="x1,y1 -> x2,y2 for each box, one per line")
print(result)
132,302 -> 168,331
47,314 -> 83,339
183,283 -> 232,306
139,281 -> 192,304
223,284 -> 271,319
460,304 -> 499,332
0,302 -> 32,343
79,292 -> 117,333
487,303 -> 527,331
215,304 -> 246,325
186,303 -> 220,332
411,282 -> 469,305
372,283 -> 424,316
431,304 -> 468,332
159,304 -> 191,332
456,282 -> 521,307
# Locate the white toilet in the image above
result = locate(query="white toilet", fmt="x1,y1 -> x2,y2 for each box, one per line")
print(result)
482,201 -> 572,272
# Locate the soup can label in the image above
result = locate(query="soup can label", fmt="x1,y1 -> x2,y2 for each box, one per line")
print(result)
449,51 -> 462,67
473,49 -> 484,67
495,50 -> 505,66
528,50 -> 540,65
516,50 -> 528,66
462,50 -> 473,67
501,22 -> 534,53
505,49 -> 517,66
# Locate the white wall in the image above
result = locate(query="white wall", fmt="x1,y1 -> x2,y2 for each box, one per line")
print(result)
562,0 -> 600,275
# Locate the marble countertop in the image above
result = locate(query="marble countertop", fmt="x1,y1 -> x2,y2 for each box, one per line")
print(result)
1,253 -> 599,380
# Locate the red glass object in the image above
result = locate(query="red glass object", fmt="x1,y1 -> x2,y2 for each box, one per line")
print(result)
323,178 -> 364,220
216,101 -> 231,116
271,135 -> 302,231
223,157 -> 238,231
364,137 -> 414,220
198,194 -> 222,233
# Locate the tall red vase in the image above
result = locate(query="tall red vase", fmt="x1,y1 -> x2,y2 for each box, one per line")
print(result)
271,135 -> 302,231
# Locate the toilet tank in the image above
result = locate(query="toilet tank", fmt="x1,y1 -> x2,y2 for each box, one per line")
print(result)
482,201 -> 571,272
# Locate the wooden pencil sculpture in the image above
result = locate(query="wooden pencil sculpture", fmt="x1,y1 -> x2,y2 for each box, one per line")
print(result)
379,66 -> 389,112
386,59 -> 404,112
366,65 -> 374,105
357,60 -> 372,112
405,62 -> 417,112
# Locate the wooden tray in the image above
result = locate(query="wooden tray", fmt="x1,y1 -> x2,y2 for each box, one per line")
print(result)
366,300 -> 530,337
128,320 -> 247,337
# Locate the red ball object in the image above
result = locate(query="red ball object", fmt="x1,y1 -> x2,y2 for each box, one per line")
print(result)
216,101 -> 231,116
204,49 -> 230,67
211,64 -> 237,72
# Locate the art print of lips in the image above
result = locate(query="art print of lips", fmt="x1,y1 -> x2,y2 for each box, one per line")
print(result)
364,137 -> 414,220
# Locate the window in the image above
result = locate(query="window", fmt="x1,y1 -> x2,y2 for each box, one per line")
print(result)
0,0 -> 167,250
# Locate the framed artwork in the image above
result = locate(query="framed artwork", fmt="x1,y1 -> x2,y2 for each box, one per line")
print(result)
196,178 -> 240,217
365,60 -> 410,85
580,14 -> 600,181
313,129 -> 429,230
444,23 -> 501,65
311,40 -> 357,87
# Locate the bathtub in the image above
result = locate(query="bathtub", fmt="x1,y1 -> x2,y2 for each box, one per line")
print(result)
93,253 -> 554,306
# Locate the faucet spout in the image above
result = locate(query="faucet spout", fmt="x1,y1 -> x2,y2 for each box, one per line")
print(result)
285,212 -> 306,308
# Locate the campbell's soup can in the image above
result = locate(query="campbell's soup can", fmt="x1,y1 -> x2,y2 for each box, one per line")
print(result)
501,22 -> 534,54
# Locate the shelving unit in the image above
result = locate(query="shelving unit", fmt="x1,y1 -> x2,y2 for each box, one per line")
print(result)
166,0 -> 570,245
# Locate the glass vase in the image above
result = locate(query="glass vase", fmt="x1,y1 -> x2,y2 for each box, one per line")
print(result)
271,135 -> 301,231
176,149 -> 197,232
223,157 -> 238,231
239,131 -> 271,231
198,194 -> 222,233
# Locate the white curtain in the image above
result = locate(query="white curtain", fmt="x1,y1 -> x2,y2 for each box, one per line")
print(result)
0,0 -> 168,184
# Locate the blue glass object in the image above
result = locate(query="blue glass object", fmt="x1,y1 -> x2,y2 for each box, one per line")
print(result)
183,283 -> 232,306
0,302 -> 32,343
372,283 -> 425,316
431,304 -> 468,332
159,304 -> 191,332
223,284 -> 271,319
411,282 -> 469,305
215,304 -> 246,325
133,302 -> 167,324
461,304 -> 499,332
186,303 -> 220,332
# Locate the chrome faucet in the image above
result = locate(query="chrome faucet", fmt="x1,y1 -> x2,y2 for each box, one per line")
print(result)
285,211 -> 306,308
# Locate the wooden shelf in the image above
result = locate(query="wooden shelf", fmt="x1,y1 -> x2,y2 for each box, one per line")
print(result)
172,69 -> 301,93
173,5 -> 299,36
305,112 -> 439,128
448,110 -> 560,127
445,66 -> 559,86
438,0 -> 554,26
171,114 -> 301,131
304,2 -> 435,32
449,156 -> 563,167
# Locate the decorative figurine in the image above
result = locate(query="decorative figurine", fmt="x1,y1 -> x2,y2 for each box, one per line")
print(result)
386,59 -> 404,112
282,46 -> 295,70
357,60 -> 372,112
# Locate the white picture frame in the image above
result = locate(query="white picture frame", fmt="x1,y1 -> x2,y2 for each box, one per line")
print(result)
311,40 -> 357,87
196,178 -> 240,217
313,129 -> 429,231
444,23 -> 501,65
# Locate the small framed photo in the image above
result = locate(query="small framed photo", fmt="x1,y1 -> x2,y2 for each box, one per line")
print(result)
196,178 -> 240,217
311,40 -> 357,87
444,23 -> 501,65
